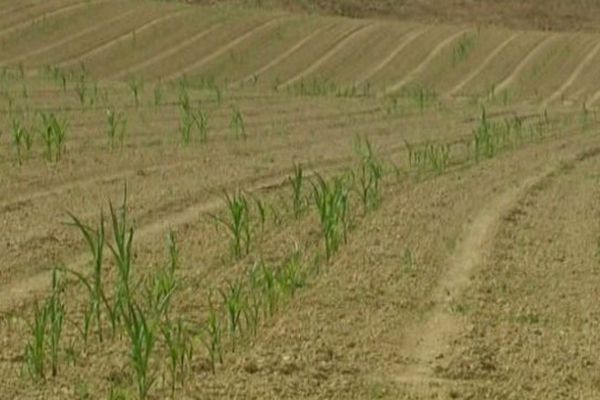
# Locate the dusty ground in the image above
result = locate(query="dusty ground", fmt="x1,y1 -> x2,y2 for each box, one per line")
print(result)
191,0 -> 600,32
1,0 -> 600,399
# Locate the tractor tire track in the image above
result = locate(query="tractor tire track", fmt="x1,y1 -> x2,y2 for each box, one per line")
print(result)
394,139 -> 600,385
493,35 -> 559,94
542,39 -> 600,108
382,28 -> 470,96
357,26 -> 429,85
162,17 -> 285,82
278,23 -> 374,90
446,33 -> 520,98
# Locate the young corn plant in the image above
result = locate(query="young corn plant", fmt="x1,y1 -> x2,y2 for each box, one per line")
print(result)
145,232 -> 178,320
106,108 -> 127,150
275,252 -> 305,299
127,76 -> 144,108
11,118 -> 32,165
353,137 -> 383,213
74,74 -> 87,108
212,191 -> 252,259
153,83 -> 163,106
230,107 -> 246,140
24,302 -> 48,381
161,318 -> 193,395
108,188 -> 135,326
202,297 -> 223,374
452,33 -> 476,66
38,112 -> 68,162
66,211 -> 111,344
122,302 -> 156,400
289,163 -> 306,219
312,174 -> 350,260
219,280 -> 244,353
46,268 -> 65,378
473,107 -> 497,161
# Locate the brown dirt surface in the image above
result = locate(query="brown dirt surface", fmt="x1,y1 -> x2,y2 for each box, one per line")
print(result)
190,0 -> 600,32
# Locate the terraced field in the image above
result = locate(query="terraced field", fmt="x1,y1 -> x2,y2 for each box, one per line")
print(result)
1,1 -> 600,399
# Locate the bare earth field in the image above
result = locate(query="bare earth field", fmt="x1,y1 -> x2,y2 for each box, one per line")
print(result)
1,1 -> 600,399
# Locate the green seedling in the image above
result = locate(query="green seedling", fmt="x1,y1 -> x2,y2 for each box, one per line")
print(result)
38,111 -> 68,162
24,302 -> 48,381
312,174 -> 350,260
153,83 -> 163,106
275,252 -> 305,298
146,231 -> 178,320
161,318 -> 193,395
127,76 -> 144,108
108,187 -> 135,324
212,191 -> 251,259
122,302 -> 156,400
46,268 -> 65,378
452,33 -> 476,65
230,107 -> 246,140
219,280 -> 244,352
202,296 -> 223,374
289,163 -> 306,218
106,107 -> 127,150
11,118 -> 32,165
353,137 -> 383,212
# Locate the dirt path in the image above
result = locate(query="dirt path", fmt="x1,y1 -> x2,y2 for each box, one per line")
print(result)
393,138 -> 600,389
446,33 -> 520,98
382,28 -> 469,96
